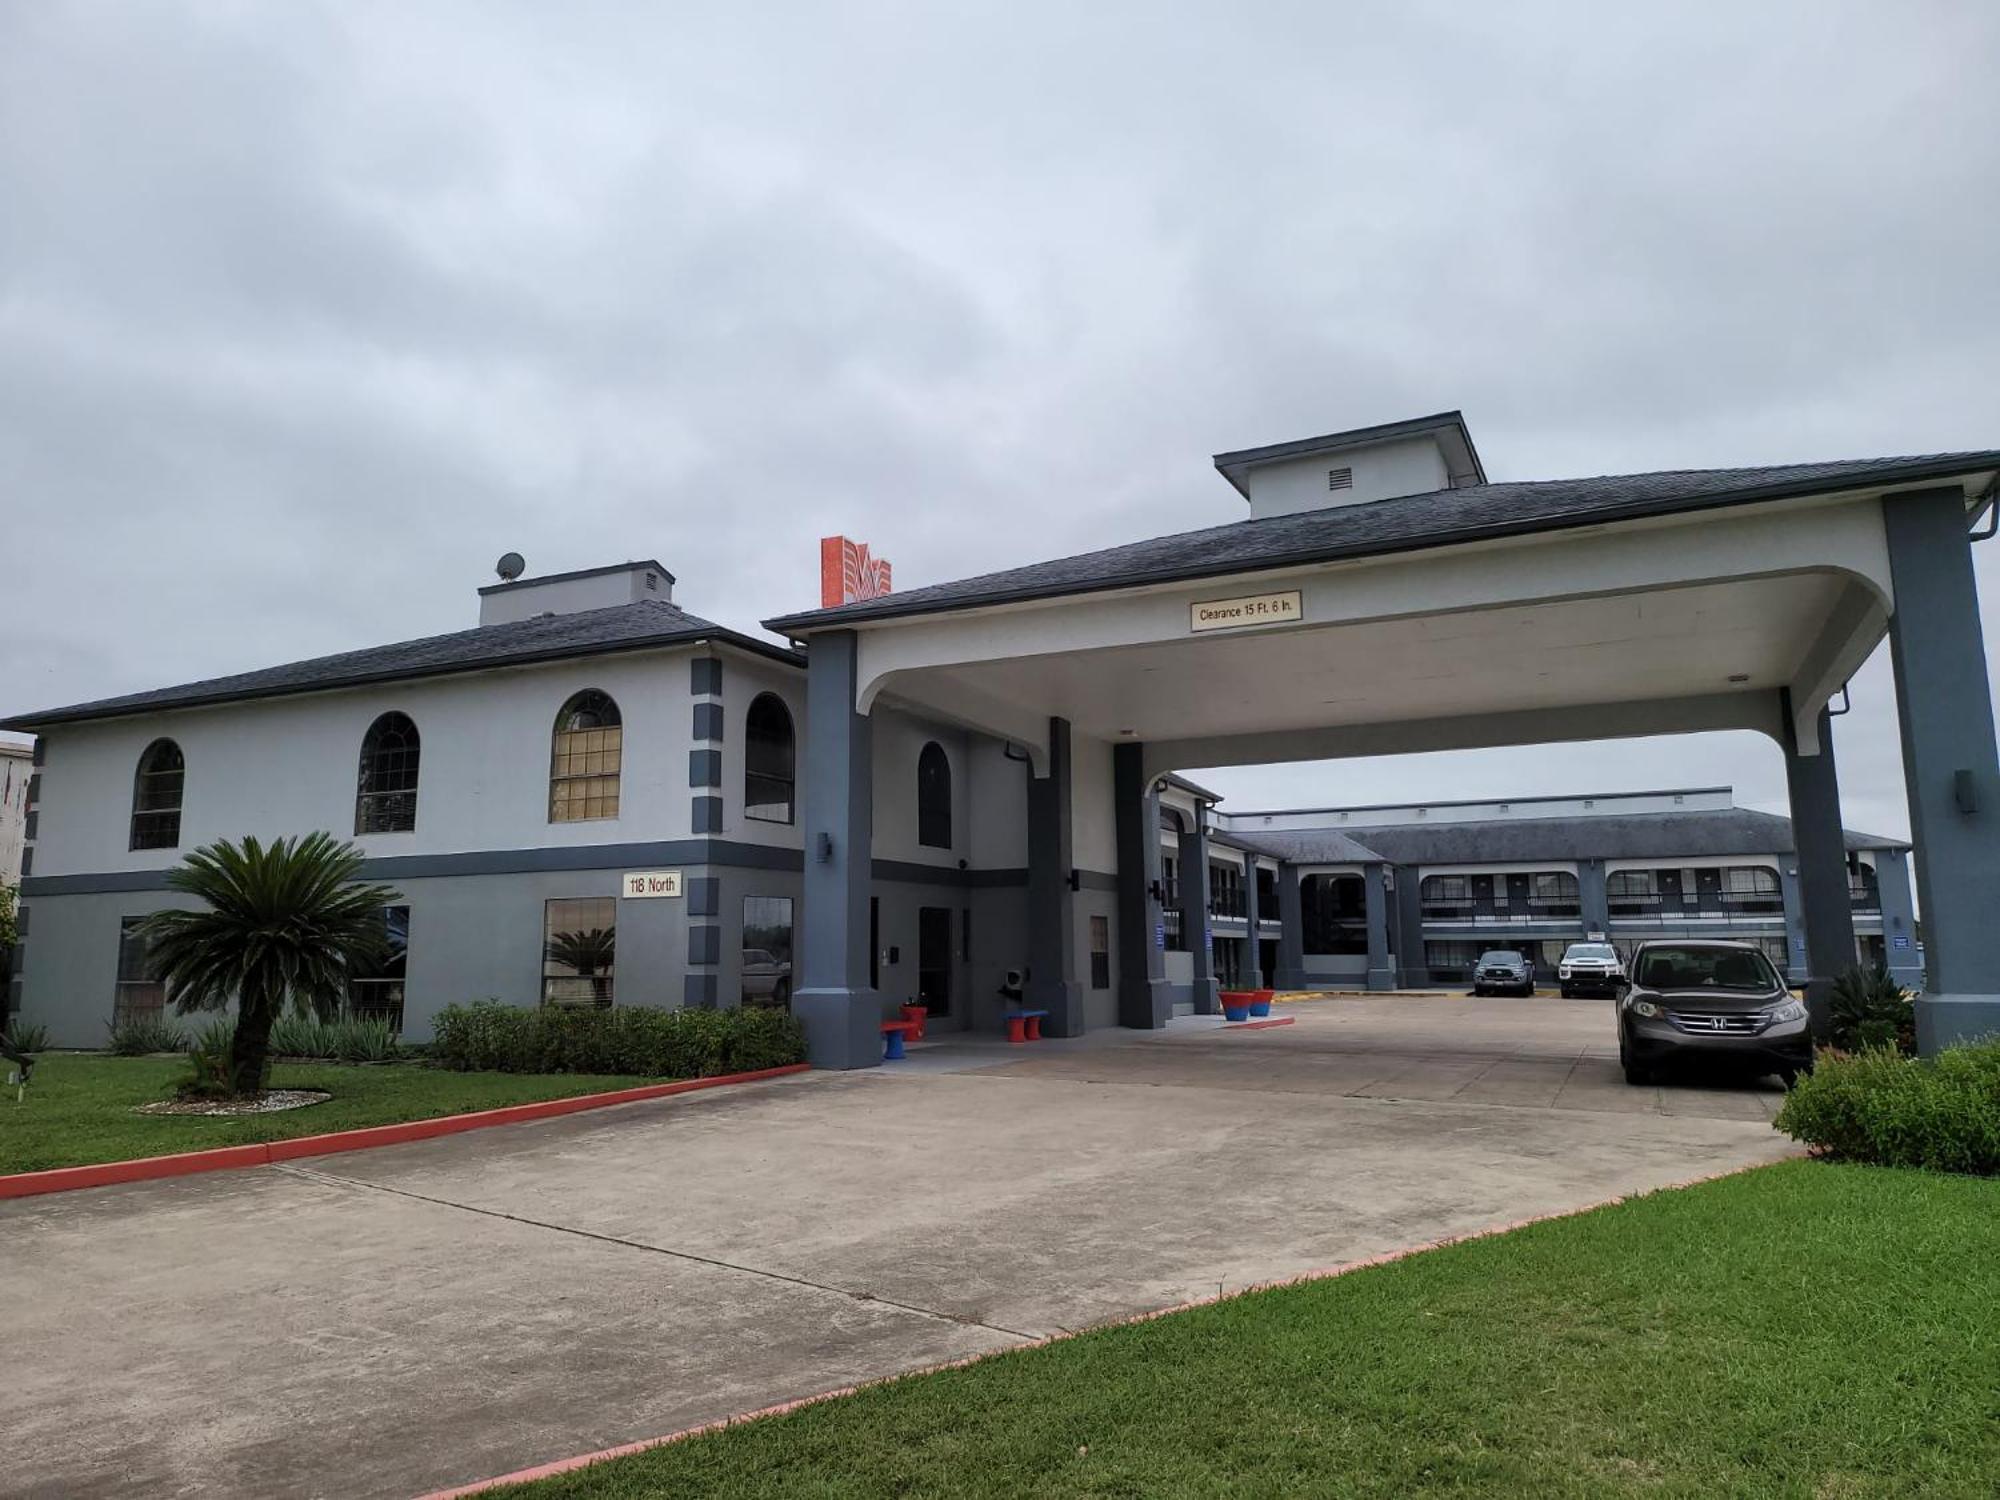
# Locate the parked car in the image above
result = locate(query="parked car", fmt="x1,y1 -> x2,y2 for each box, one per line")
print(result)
1558,941 -> 1624,998
741,948 -> 792,1008
1617,939 -> 1811,1086
1471,949 -> 1534,997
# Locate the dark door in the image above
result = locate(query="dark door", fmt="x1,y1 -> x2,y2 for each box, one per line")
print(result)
918,906 -> 952,1017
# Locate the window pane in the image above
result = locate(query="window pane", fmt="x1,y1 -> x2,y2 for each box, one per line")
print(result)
543,898 -> 616,1006
1089,914 -> 1110,990
917,742 -> 951,848
550,693 -> 622,823
745,694 -> 796,824
114,917 -> 167,1025
741,897 -> 794,1008
130,739 -> 185,850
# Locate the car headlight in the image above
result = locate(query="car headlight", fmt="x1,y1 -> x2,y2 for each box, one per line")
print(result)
1559,967 -> 1572,978
1765,998 -> 1808,1024
1627,997 -> 1663,1018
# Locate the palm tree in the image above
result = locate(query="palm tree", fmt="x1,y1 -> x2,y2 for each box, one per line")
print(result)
140,833 -> 402,1096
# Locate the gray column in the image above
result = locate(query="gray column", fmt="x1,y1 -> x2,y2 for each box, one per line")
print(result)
1275,862 -> 1307,990
1394,865 -> 1428,986
1113,743 -> 1171,1029
1778,866 -> 1807,986
1873,850 -> 1924,991
1884,488 -> 2000,1052
1781,692 -> 1857,1040
1026,717 -> 1084,1036
1240,854 -> 1264,989
1179,808 -> 1219,1015
794,632 -> 881,1069
1364,863 -> 1394,990
1577,859 -> 1609,940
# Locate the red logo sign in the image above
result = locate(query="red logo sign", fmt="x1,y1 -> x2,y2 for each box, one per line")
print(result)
820,536 -> 893,607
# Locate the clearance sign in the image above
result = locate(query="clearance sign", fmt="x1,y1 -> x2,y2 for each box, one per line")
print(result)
821,536 -> 894,607
1190,590 -> 1303,633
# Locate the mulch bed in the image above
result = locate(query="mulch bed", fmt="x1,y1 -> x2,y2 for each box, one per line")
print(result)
134,1089 -> 332,1117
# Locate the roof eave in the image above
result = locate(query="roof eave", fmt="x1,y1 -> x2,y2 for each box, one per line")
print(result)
763,452 -> 2000,635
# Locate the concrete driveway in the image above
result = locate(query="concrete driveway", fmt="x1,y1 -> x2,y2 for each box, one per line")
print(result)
3,997 -> 1796,1499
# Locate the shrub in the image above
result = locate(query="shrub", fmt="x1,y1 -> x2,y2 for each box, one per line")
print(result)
106,1015 -> 190,1055
268,1013 -> 401,1063
429,1002 -> 808,1078
1775,1041 -> 2000,1175
179,1017 -> 237,1099
2,1019 -> 48,1053
1828,965 -> 1915,1055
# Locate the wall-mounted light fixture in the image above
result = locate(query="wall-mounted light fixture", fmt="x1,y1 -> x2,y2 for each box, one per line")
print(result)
1954,769 -> 1979,815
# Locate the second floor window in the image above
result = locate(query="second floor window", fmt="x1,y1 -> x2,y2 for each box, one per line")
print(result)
355,713 -> 421,834
745,693 -> 795,823
130,738 -> 185,850
550,690 -> 622,822
917,741 -> 951,848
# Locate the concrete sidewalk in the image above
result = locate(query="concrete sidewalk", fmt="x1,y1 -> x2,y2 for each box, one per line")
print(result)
2,1000 -> 1797,1499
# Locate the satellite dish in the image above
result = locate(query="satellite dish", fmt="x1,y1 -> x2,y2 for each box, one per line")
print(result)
495,552 -> 526,582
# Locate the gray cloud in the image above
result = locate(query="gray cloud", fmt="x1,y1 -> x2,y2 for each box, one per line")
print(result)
4,0 -> 1996,842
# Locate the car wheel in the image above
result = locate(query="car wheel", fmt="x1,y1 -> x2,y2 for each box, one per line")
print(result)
1619,1036 -> 1651,1086
1560,984 -> 1574,999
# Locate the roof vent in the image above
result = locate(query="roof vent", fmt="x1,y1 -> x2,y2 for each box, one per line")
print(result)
1327,467 -> 1354,492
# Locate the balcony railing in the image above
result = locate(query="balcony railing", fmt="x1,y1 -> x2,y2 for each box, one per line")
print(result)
1209,890 -> 1246,919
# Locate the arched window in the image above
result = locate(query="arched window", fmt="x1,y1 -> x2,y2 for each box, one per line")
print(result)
355,712 -> 421,834
917,741 -> 951,848
549,690 -> 622,822
129,738 -> 184,850
744,693 -> 795,824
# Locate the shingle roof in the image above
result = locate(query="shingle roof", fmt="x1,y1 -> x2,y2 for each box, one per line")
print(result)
1222,808 -> 1906,866
2,601 -> 802,730
1212,826 -> 1386,863
766,450 -> 2000,632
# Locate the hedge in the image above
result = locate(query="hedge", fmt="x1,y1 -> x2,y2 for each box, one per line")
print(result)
1774,1041 -> 2000,1175
430,1002 -> 807,1078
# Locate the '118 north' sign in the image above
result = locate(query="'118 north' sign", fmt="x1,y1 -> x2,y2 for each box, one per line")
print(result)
622,871 -> 684,899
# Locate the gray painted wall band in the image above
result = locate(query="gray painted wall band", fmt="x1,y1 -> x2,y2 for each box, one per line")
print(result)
687,876 -> 720,916
690,657 -> 722,696
689,749 -> 722,788
692,795 -> 723,834
687,924 -> 720,965
22,837 -> 812,895
691,702 -> 724,741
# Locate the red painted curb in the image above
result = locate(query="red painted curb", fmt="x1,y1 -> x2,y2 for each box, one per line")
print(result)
415,1157 -> 1791,1498
1225,1016 -> 1297,1031
0,1064 -> 811,1202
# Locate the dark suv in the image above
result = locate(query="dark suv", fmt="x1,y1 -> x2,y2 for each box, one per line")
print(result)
1471,949 -> 1534,997
1617,940 -> 1811,1086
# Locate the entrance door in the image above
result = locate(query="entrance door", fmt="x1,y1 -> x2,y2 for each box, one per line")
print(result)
918,906 -> 952,1018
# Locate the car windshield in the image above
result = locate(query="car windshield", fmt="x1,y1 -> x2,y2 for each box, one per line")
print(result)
1567,945 -> 1616,960
1478,952 -> 1521,965
1634,946 -> 1778,992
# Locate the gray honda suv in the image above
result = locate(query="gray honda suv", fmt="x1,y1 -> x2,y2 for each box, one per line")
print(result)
1618,939 -> 1812,1086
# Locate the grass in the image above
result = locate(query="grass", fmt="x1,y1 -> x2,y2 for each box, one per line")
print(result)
508,1161 -> 2000,1499
0,1053 -> 657,1174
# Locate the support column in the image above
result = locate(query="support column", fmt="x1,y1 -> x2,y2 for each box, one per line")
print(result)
1782,691 -> 1857,1039
1873,851 -> 1924,992
1884,488 -> 2000,1052
1778,867 -> 1808,986
1577,859 -> 1609,940
1364,863 -> 1394,990
1274,862 -> 1307,991
794,632 -> 881,1069
1394,866 -> 1428,987
1113,743 -> 1171,1029
1026,717 -> 1084,1036
1179,807 -> 1220,1015
1240,854 -> 1264,990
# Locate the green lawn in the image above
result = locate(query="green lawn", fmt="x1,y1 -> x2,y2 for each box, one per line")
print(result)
0,1053 -> 656,1174
510,1162 -> 1999,1499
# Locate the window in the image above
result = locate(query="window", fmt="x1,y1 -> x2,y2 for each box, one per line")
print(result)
129,738 -> 184,850
741,896 -> 794,1009
1089,915 -> 1110,990
1420,874 -> 1473,916
917,741 -> 951,848
1634,944 -> 1779,992
347,905 -> 409,1031
1529,872 -> 1580,912
1720,866 -> 1782,913
1606,869 -> 1660,916
1423,940 -> 1480,980
549,691 -> 622,822
1848,864 -> 1880,909
744,694 -> 795,824
355,713 -> 421,834
1301,873 -> 1368,955
542,897 -> 616,1006
114,917 -> 166,1025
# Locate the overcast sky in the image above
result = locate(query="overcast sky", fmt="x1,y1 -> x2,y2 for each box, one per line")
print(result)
5,1 -> 1997,840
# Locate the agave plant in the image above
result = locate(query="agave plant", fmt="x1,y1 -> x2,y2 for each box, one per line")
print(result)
140,833 -> 401,1096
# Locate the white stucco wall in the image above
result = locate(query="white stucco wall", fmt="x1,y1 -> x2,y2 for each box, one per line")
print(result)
1243,436 -> 1452,520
